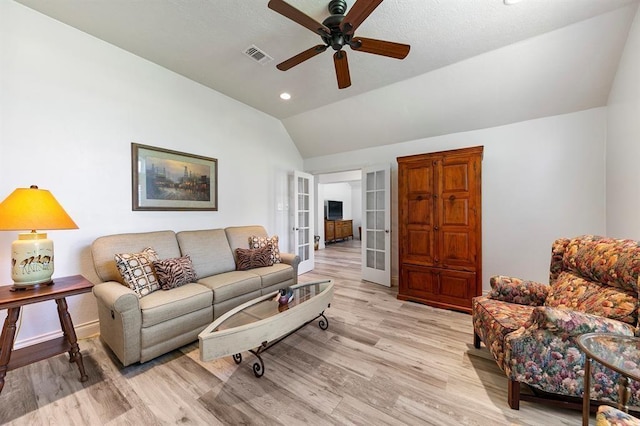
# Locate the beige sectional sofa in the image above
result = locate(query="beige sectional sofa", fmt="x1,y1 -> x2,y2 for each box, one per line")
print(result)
91,225 -> 299,367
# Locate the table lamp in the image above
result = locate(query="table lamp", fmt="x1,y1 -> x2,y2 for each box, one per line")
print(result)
0,185 -> 78,289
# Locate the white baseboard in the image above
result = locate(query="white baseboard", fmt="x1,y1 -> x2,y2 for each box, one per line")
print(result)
13,320 -> 100,350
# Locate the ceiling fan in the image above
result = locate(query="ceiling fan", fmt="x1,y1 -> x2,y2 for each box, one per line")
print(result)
268,0 -> 411,89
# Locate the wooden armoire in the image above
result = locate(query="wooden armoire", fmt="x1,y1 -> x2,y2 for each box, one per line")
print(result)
397,146 -> 483,313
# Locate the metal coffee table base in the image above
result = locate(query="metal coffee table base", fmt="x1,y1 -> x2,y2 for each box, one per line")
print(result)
232,311 -> 329,377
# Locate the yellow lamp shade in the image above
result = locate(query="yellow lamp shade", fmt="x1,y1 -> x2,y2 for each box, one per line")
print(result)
0,186 -> 78,288
0,186 -> 78,231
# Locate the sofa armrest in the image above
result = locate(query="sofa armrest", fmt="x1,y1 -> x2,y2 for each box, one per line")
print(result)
279,252 -> 300,284
279,251 -> 299,265
528,306 -> 636,337
280,252 -> 300,268
92,281 -> 142,366
488,275 -> 549,306
93,281 -> 140,313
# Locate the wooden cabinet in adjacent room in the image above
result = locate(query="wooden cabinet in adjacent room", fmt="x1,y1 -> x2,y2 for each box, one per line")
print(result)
397,146 -> 483,313
325,219 -> 353,243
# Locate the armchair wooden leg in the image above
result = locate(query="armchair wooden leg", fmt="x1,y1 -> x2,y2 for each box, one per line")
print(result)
508,379 -> 521,410
473,332 -> 481,349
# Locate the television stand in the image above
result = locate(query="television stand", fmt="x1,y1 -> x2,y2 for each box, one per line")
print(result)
324,219 -> 353,243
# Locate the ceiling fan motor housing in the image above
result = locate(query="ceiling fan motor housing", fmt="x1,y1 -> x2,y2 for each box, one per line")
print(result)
328,0 -> 347,15
323,0 -> 351,51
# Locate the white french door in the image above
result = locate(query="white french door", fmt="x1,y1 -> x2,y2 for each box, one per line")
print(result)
290,171 -> 314,274
361,164 -> 391,286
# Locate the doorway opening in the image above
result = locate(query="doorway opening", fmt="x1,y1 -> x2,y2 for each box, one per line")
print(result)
315,169 -> 362,252
309,165 -> 391,287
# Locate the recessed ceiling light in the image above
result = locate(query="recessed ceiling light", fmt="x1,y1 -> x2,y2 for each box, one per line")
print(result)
504,0 -> 522,4
280,92 -> 291,100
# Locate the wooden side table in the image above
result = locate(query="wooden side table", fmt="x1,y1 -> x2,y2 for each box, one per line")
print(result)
0,275 -> 94,394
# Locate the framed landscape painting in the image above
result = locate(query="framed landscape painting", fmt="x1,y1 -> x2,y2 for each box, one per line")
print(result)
132,143 -> 218,211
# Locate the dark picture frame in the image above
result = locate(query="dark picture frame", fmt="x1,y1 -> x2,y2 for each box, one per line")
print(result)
131,143 -> 218,211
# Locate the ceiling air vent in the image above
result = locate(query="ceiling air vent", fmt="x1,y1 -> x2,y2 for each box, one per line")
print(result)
244,45 -> 273,65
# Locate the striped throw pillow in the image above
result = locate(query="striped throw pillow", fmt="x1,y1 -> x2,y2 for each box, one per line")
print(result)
235,246 -> 273,271
153,255 -> 198,290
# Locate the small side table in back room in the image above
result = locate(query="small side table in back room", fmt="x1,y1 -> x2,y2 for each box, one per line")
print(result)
0,275 -> 94,394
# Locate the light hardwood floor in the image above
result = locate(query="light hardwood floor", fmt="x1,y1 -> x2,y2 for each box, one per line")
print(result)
1,240 -> 584,425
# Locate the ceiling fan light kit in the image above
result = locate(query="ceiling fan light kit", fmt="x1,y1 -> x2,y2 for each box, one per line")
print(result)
268,0 -> 410,89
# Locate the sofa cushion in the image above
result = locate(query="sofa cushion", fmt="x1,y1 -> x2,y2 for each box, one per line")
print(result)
248,235 -> 282,264
563,235 -> 640,293
114,247 -> 161,298
92,230 -> 180,283
138,283 -> 213,328
249,263 -> 294,289
225,226 -> 268,260
153,255 -> 198,290
197,270 -> 262,303
545,271 -> 637,325
472,296 -> 535,371
176,229 -> 235,277
235,246 -> 273,270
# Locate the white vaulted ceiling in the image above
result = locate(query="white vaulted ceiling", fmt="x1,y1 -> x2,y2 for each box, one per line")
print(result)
14,0 -> 640,158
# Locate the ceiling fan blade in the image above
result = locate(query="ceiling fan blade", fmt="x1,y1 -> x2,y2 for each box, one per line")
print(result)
268,0 -> 330,37
351,37 -> 410,59
340,0 -> 384,35
333,51 -> 351,89
277,45 -> 328,71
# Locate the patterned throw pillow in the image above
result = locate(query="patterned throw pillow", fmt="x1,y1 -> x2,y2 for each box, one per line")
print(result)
114,247 -> 160,298
153,255 -> 198,290
248,235 -> 281,264
235,246 -> 274,271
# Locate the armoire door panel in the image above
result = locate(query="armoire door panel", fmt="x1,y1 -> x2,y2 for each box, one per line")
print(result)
407,166 -> 433,193
407,198 -> 433,225
441,163 -> 470,193
401,265 -> 437,299
438,270 -> 475,308
440,231 -> 474,267
405,228 -> 435,262
441,198 -> 469,226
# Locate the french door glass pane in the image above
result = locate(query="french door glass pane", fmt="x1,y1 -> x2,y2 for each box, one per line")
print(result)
375,170 -> 384,189
366,249 -> 375,268
375,230 -> 385,248
367,230 -> 375,249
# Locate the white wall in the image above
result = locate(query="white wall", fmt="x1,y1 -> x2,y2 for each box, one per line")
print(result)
305,108 -> 607,289
606,6 -> 640,239
0,1 -> 302,345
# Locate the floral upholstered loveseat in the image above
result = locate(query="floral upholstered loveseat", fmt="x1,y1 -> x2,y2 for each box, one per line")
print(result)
472,235 -> 640,410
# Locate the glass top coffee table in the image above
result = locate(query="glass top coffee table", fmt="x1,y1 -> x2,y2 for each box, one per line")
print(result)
577,333 -> 640,426
198,279 -> 333,377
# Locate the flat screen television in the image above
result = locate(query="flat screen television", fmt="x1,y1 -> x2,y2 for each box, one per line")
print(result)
325,200 -> 343,220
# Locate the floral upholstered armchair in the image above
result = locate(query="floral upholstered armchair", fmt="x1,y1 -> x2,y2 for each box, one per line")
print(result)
472,235 -> 640,410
